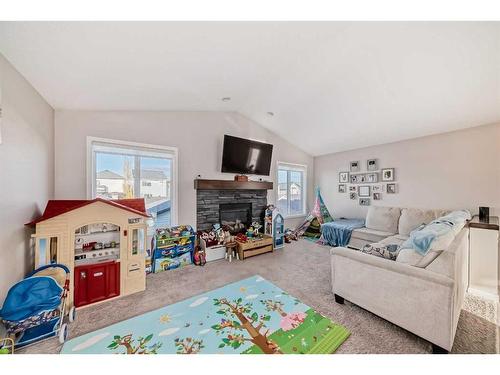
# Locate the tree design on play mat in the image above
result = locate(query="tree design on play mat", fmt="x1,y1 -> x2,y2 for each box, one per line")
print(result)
174,337 -> 204,354
261,299 -> 306,331
107,334 -> 162,354
211,297 -> 282,354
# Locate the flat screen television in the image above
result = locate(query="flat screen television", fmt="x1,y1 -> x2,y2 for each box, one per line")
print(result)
221,135 -> 273,176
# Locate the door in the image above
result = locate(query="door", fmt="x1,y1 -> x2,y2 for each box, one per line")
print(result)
74,262 -> 120,307
74,266 -> 88,307
88,264 -> 107,303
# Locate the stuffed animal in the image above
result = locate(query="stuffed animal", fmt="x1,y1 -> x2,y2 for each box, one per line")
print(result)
252,221 -> 262,235
193,246 -> 206,266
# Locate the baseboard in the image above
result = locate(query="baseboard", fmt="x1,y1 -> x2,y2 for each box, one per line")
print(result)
463,292 -> 499,325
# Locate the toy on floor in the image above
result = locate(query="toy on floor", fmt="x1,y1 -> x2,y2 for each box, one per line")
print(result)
0,264 -> 76,348
193,245 -> 207,266
284,229 -> 298,242
0,338 -> 14,354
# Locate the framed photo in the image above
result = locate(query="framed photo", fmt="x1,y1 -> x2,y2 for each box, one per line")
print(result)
338,184 -> 346,193
350,192 -> 357,200
358,185 -> 371,197
373,185 -> 382,192
386,183 -> 397,194
367,159 -> 378,171
366,173 -> 378,183
350,161 -> 360,172
339,171 -> 349,183
381,168 -> 395,181
373,192 -> 381,200
349,185 -> 357,192
359,198 -> 371,206
350,173 -> 366,184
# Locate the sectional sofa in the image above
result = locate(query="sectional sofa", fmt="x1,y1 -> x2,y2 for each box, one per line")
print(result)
330,206 -> 470,353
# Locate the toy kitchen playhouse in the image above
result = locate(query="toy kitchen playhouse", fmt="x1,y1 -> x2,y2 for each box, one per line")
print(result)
27,198 -> 149,308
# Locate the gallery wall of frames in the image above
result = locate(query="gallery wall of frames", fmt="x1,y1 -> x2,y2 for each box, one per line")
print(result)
338,159 -> 397,206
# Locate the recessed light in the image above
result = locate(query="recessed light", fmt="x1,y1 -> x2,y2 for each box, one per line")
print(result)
221,97 -> 231,102
267,112 -> 274,117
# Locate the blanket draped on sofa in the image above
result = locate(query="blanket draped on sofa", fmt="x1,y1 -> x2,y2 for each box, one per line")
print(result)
320,219 -> 365,247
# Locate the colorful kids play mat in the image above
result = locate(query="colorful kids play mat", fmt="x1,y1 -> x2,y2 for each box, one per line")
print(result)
62,276 -> 350,354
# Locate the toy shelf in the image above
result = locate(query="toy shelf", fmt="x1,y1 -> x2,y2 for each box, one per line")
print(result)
151,225 -> 196,273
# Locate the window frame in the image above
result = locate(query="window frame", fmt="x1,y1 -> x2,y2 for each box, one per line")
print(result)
276,161 -> 307,219
86,136 -> 179,226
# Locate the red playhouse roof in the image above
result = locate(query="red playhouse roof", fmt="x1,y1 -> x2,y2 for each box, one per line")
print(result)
26,198 -> 150,225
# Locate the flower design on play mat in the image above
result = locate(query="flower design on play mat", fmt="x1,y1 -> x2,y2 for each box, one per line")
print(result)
280,312 -> 307,331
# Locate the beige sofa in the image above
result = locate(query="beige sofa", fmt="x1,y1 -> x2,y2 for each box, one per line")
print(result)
330,206 -> 469,353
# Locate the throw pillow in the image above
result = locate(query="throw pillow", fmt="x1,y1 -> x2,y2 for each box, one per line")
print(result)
360,243 -> 401,261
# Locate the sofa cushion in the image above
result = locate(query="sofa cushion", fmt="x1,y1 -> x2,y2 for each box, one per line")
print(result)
398,208 -> 438,237
396,248 -> 442,268
380,235 -> 407,247
365,206 -> 401,233
351,227 -> 395,243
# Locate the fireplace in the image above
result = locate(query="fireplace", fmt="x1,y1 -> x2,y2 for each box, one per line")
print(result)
196,189 -> 267,232
219,203 -> 252,234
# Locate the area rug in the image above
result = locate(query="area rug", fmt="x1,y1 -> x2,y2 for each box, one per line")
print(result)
61,275 -> 350,354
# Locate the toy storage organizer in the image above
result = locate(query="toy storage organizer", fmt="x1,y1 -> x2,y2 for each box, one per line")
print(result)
152,226 -> 196,273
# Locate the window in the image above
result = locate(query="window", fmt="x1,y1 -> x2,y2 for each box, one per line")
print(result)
87,137 -> 178,233
277,162 -> 306,217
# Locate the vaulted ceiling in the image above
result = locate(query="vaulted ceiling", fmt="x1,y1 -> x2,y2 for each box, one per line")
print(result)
0,22 -> 499,156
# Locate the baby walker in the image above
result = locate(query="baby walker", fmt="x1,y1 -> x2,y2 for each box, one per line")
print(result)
0,264 -> 76,349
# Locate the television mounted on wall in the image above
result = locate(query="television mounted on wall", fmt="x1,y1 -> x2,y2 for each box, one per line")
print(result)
221,135 -> 273,176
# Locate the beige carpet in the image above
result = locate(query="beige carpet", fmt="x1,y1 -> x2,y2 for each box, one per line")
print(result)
19,239 -> 499,354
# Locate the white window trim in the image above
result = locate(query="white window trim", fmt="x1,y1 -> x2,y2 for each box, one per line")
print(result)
86,136 -> 179,226
276,161 -> 307,219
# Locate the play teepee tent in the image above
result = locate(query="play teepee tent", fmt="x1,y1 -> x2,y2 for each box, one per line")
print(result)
293,188 -> 333,238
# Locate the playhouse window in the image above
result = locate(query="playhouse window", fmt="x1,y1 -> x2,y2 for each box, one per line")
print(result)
38,238 -> 47,267
49,237 -> 58,263
131,227 -> 145,256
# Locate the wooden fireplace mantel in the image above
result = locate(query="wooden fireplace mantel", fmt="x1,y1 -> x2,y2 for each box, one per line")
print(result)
194,179 -> 273,190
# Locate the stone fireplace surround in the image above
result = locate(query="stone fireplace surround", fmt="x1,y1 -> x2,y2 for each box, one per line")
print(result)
196,189 -> 267,232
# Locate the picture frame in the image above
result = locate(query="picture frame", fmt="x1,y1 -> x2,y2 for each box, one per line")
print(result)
350,173 -> 366,184
373,192 -> 381,200
350,161 -> 360,172
339,171 -> 349,183
367,159 -> 378,171
349,185 -> 357,192
372,185 -> 382,192
381,168 -> 395,181
386,183 -> 397,194
366,173 -> 378,183
358,185 -> 371,197
359,198 -> 371,206
338,184 -> 346,193
350,192 -> 357,200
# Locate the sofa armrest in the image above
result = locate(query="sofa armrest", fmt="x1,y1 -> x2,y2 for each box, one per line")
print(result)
331,247 -> 453,287
330,247 -> 456,350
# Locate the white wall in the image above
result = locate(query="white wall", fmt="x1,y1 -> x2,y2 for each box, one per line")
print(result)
54,111 -> 314,229
0,54 -> 54,301
314,123 -> 500,219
